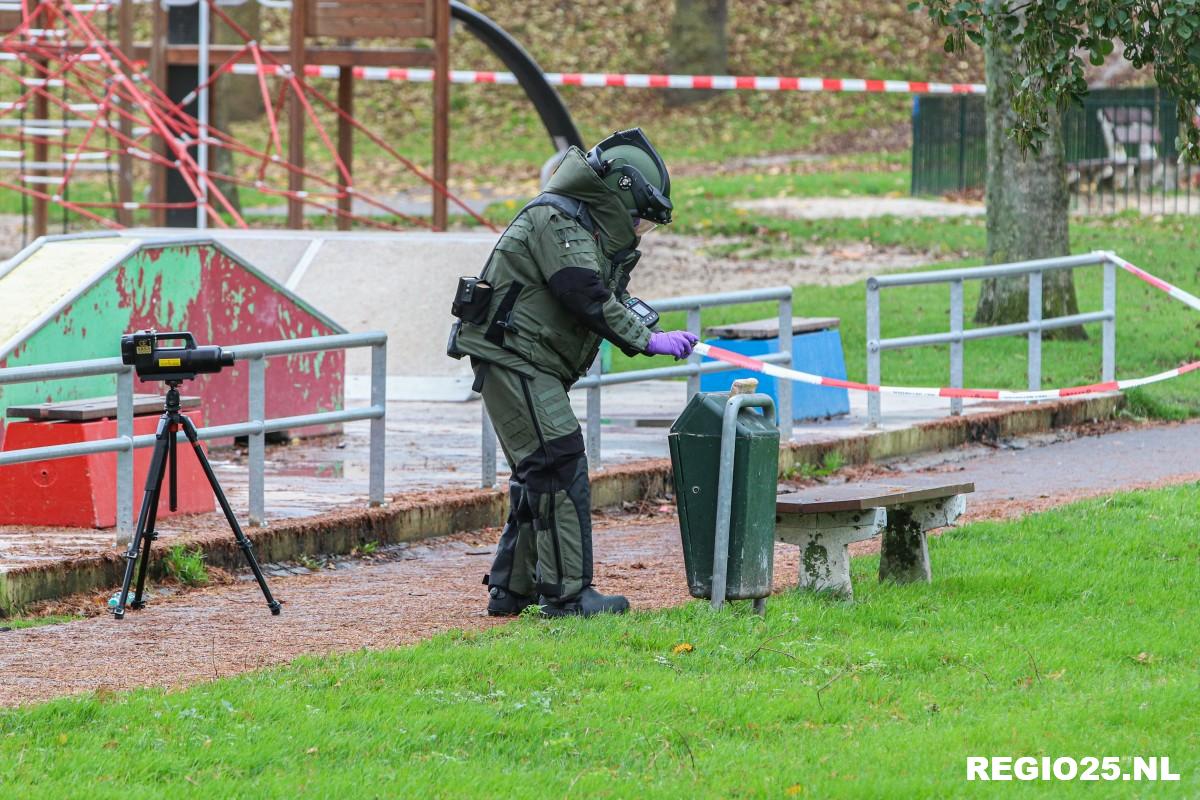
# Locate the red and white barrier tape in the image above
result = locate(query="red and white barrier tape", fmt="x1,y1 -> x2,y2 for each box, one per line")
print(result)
225,64 -> 986,94
695,254 -> 1200,402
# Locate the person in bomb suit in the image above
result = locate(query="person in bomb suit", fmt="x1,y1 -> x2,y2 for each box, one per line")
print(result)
448,129 -> 697,617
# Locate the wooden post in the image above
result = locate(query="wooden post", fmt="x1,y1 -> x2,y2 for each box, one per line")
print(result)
32,60 -> 47,239
337,64 -> 353,231
149,1 -> 167,227
287,0 -> 307,229
432,0 -> 450,231
116,0 -> 133,226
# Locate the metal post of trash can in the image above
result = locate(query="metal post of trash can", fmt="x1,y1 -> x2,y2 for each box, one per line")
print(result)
711,392 -> 776,612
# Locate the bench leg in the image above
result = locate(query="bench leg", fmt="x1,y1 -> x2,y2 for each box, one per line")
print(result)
798,531 -> 854,597
879,506 -> 931,584
878,495 -> 966,584
778,508 -> 885,599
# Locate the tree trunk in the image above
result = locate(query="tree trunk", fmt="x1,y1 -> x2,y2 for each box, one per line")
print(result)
977,28 -> 1085,339
215,2 -> 263,123
665,0 -> 727,107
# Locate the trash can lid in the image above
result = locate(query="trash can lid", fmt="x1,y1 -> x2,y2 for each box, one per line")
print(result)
705,316 -> 840,340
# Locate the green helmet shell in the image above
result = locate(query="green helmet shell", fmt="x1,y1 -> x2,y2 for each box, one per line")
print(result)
586,128 -> 673,224
601,145 -> 663,211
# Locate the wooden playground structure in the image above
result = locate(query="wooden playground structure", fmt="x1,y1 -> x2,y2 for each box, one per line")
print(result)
0,0 -> 458,236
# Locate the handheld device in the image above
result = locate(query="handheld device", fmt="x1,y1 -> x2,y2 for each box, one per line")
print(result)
623,296 -> 660,329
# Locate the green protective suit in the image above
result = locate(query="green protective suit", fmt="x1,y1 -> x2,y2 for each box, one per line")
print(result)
448,146 -> 655,601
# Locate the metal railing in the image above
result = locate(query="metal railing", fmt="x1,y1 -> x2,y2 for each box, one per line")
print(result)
866,251 -> 1117,425
479,286 -> 795,487
0,331 -> 387,542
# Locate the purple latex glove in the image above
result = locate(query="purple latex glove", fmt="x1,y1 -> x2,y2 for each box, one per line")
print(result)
645,330 -> 699,359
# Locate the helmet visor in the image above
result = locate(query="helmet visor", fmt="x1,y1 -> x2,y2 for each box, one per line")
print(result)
632,217 -> 659,237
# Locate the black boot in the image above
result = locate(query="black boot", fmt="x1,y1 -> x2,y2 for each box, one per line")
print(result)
539,586 -> 629,618
487,585 -> 535,617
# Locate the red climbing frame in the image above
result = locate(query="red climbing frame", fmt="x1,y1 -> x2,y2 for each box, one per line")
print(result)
0,0 -> 497,236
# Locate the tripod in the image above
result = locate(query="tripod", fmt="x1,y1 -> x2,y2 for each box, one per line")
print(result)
112,381 -> 281,619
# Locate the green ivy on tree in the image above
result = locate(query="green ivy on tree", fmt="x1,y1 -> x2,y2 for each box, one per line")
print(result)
910,0 -> 1200,157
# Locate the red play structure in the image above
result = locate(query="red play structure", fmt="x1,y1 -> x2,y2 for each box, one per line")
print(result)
0,0 -> 498,236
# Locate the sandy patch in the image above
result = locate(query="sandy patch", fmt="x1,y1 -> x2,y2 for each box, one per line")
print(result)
735,196 -> 985,220
635,233 -> 944,296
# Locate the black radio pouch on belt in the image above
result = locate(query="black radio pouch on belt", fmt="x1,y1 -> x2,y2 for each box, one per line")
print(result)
451,276 -> 493,325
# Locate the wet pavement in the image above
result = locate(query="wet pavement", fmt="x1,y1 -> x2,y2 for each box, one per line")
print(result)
0,378 -> 1010,569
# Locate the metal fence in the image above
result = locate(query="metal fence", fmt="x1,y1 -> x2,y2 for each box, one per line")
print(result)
910,93 -> 986,197
912,88 -> 1200,215
0,331 -> 387,541
866,251 -> 1117,425
478,286 -> 796,488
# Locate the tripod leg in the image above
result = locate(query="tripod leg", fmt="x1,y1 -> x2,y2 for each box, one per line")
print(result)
168,421 -> 178,512
180,415 -> 282,615
132,420 -> 172,609
114,415 -> 171,619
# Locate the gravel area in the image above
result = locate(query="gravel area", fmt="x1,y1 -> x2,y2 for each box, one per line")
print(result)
0,508 -> 705,707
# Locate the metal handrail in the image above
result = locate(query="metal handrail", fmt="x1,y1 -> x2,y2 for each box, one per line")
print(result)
0,331 -> 387,542
479,286 -> 796,487
868,252 -> 1104,287
866,250 -> 1118,425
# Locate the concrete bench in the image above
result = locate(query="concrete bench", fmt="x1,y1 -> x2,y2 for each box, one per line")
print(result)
775,477 -> 974,598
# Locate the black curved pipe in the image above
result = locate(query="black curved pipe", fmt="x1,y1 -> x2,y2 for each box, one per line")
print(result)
449,1 -> 584,153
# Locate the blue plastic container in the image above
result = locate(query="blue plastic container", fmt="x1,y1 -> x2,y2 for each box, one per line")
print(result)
700,327 -> 850,421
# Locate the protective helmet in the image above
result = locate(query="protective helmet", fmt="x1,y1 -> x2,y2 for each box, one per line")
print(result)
586,128 -> 673,232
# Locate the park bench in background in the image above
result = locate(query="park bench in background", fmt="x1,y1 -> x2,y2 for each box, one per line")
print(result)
775,477 -> 974,597
1068,106 -> 1164,193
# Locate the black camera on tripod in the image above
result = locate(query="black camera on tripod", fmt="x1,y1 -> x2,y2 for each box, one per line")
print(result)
111,328 -> 281,620
120,330 -> 234,382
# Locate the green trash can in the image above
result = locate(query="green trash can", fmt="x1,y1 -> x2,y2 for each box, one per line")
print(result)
669,391 -> 780,602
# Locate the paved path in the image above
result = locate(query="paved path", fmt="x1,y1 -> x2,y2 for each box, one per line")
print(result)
0,379 -> 1009,569
883,421 -> 1200,517
3,418 -> 1199,707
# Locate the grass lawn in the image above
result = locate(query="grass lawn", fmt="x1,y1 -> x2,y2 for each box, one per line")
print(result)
0,615 -> 80,631
2,485 -> 1197,797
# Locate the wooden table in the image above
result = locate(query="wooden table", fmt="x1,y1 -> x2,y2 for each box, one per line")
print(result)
775,477 -> 975,598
